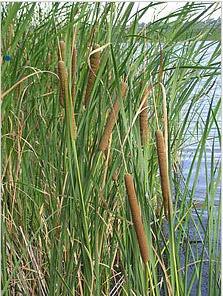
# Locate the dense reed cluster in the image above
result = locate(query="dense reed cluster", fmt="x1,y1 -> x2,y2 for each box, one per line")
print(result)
1,2 -> 220,295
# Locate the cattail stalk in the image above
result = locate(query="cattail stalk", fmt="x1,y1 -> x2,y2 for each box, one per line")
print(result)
58,41 -> 66,107
84,44 -> 100,107
58,60 -> 77,140
156,129 -> 172,219
162,85 -> 169,170
58,40 -> 66,61
139,87 -> 150,146
58,61 -> 67,107
99,81 -> 127,152
158,47 -> 164,83
71,28 -> 77,100
125,173 -> 149,264
58,61 -> 68,103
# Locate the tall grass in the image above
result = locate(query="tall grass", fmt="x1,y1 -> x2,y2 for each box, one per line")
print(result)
1,2 -> 221,295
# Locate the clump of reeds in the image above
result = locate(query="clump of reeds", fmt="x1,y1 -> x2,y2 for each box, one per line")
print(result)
99,81 -> 127,152
139,86 -> 150,146
124,173 -> 149,264
83,44 -> 100,107
155,129 -> 172,219
71,28 -> 77,100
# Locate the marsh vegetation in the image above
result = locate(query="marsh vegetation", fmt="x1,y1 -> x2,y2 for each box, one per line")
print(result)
1,2 -> 221,295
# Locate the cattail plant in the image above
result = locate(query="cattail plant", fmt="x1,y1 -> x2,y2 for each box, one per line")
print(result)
58,60 -> 77,140
158,47 -> 164,83
161,84 -> 169,170
58,40 -> 66,61
58,61 -> 68,98
155,129 -> 172,219
71,28 -> 77,100
58,40 -> 66,107
58,60 -> 67,107
83,44 -> 100,107
99,81 -> 127,152
139,86 -> 150,146
125,173 -> 149,264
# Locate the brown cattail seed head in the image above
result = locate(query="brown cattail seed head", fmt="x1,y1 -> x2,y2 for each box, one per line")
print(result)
99,81 -> 127,152
125,173 -> 149,264
140,87 -> 150,146
84,44 -> 100,107
156,130 -> 172,219
58,40 -> 66,61
58,60 -> 68,107
58,61 -> 77,140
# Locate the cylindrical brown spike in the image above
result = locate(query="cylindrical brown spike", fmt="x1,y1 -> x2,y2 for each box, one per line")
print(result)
83,44 -> 100,107
58,60 -> 77,140
58,40 -> 66,61
58,60 -> 68,107
156,129 -> 172,219
99,81 -> 127,152
125,173 -> 149,264
58,41 -> 66,107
